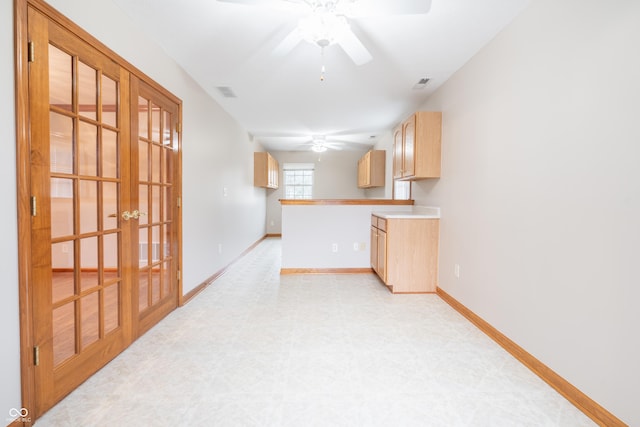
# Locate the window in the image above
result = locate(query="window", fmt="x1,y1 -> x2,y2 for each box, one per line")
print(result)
393,180 -> 411,200
283,163 -> 314,199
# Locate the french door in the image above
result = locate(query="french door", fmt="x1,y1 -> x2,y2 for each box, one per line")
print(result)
131,78 -> 180,336
20,1 -> 181,419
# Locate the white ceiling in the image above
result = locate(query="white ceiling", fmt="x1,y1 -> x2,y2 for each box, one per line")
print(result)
111,0 -> 529,151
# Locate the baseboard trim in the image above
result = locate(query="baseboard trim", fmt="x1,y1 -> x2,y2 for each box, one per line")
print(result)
436,287 -> 627,427
280,268 -> 373,275
180,235 -> 268,306
265,233 -> 281,237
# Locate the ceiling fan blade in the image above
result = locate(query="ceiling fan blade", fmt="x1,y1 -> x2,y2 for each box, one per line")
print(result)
217,0 -> 271,5
217,0 -> 295,5
337,29 -> 372,66
273,28 -> 303,57
324,143 -> 344,150
344,0 -> 432,17
216,0 -> 307,12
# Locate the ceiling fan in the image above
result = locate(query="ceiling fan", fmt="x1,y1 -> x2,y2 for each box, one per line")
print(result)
255,132 -> 374,152
217,0 -> 432,66
304,135 -> 347,152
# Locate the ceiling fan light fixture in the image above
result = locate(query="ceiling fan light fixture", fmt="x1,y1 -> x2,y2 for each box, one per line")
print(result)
311,144 -> 328,153
298,10 -> 350,47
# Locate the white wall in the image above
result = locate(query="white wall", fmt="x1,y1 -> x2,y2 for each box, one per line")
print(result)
1,0 -> 266,417
412,0 -> 640,424
266,150 -> 368,234
281,204 -> 413,269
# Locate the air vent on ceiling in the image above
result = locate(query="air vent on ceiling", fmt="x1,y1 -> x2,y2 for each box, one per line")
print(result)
216,86 -> 237,98
412,77 -> 430,90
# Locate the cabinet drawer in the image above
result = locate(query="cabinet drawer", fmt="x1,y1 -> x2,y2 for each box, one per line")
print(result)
377,218 -> 387,231
371,215 -> 378,228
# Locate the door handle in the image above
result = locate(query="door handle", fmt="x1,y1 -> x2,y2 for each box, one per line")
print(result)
112,211 -> 148,220
131,210 -> 147,220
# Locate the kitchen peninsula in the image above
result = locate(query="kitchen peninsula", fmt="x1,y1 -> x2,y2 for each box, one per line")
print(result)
279,199 -> 415,273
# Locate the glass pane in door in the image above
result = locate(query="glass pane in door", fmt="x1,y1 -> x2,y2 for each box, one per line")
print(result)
78,61 -> 97,120
102,129 -> 118,178
151,185 -> 160,223
139,185 -> 148,226
104,283 -> 119,334
52,302 -> 76,366
48,45 -> 72,112
50,178 -> 74,239
138,96 -> 148,138
79,236 -> 99,291
151,103 -> 161,143
102,75 -> 117,128
139,270 -> 149,311
80,292 -> 99,349
162,261 -> 171,296
50,112 -> 73,174
51,241 -> 74,302
102,182 -> 118,230
79,180 -> 98,234
78,122 -> 97,176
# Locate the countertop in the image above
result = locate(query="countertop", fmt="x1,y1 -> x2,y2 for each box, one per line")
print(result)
280,199 -> 414,206
372,206 -> 440,219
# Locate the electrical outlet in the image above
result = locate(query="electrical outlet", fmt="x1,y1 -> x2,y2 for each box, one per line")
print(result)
270,220 -> 274,227
353,242 -> 359,251
332,243 -> 338,253
223,187 -> 228,197
454,264 -> 460,278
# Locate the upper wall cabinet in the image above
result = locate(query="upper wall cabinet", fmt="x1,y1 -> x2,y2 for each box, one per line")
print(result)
254,152 -> 279,189
358,150 -> 385,188
393,111 -> 442,180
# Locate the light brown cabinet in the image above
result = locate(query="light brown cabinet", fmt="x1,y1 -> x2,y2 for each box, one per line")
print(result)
371,215 -> 387,281
254,152 -> 279,189
371,214 -> 439,293
393,111 -> 442,180
358,150 -> 385,188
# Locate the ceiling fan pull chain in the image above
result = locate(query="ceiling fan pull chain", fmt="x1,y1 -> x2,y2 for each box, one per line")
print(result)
320,45 -> 326,81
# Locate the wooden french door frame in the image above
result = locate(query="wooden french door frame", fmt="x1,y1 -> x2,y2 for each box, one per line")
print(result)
14,0 -> 183,422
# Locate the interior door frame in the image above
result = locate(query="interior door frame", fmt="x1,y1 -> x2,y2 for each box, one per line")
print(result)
14,0 -> 183,423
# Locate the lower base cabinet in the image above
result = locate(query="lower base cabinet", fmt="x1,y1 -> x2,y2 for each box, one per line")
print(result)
371,214 -> 439,293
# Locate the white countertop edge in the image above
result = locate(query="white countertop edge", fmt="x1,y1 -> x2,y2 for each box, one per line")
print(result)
372,206 -> 440,219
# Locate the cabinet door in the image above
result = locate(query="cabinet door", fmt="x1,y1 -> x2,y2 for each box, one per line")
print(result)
268,155 -> 279,188
358,153 -> 371,188
377,229 -> 387,282
393,126 -> 403,179
403,114 -> 416,177
370,225 -> 378,272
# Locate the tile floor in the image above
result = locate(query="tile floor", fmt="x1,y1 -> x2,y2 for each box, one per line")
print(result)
37,237 -> 596,426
